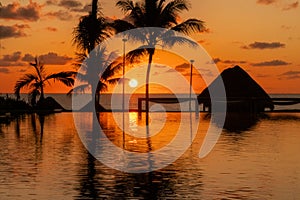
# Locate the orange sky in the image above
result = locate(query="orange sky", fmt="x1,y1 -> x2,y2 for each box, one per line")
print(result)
0,0 -> 300,94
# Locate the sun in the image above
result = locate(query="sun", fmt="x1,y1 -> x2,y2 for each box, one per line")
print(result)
128,79 -> 138,88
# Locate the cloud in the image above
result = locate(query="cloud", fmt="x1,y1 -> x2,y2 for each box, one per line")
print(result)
153,64 -> 167,69
39,52 -> 73,65
241,42 -> 285,49
213,58 -> 221,64
282,1 -> 299,10
2,52 -> 22,62
22,52 -> 72,65
222,60 -> 247,64
174,63 -> 190,72
0,51 -> 24,66
58,0 -> 82,9
209,58 -> 247,65
45,0 -> 90,13
279,71 -> 300,79
197,40 -> 206,44
0,68 -> 10,74
0,52 -> 73,66
252,60 -> 291,66
71,4 -> 91,13
280,71 -> 300,76
281,25 -> 292,30
46,27 -> 57,32
45,0 -> 58,5
22,53 -> 35,62
45,10 -> 74,21
256,0 -> 298,10
0,1 -> 41,21
256,0 -> 277,5
0,24 -> 30,39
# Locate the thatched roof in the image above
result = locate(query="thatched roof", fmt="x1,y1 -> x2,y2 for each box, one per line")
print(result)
198,66 -> 274,112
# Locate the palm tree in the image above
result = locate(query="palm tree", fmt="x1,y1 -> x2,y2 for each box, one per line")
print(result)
14,57 -> 76,106
73,0 -> 111,55
72,0 -> 121,108
114,0 -> 205,123
68,45 -> 121,110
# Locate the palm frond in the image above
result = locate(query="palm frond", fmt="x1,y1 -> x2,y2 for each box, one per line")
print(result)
101,62 -> 122,81
160,0 -> 190,27
73,14 -> 111,53
67,84 -> 90,95
14,74 -> 38,98
162,0 -> 190,14
96,81 -> 108,93
30,57 -> 46,80
111,19 -> 135,33
125,47 -> 149,63
74,72 -> 88,82
73,52 -> 88,69
45,71 -> 77,87
172,18 -> 205,35
161,34 -> 198,48
107,78 -> 121,85
116,0 -> 135,13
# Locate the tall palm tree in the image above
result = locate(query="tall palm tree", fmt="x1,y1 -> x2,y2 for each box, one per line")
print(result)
72,0 -> 120,108
114,0 -> 205,123
14,57 -> 76,106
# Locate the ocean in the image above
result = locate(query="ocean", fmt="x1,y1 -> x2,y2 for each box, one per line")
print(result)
0,93 -> 299,199
0,111 -> 299,199
3,93 -> 300,111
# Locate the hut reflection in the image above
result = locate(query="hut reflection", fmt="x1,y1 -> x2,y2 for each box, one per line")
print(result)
210,113 -> 260,132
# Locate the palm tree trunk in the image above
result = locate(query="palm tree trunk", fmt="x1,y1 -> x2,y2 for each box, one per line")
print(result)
145,51 -> 154,156
145,51 -> 154,126
91,0 -> 98,18
40,85 -> 45,101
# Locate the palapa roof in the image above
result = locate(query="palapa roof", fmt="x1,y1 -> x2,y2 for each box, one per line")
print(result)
198,65 -> 274,110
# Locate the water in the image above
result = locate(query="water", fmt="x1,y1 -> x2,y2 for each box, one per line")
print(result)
3,93 -> 300,111
0,112 -> 300,199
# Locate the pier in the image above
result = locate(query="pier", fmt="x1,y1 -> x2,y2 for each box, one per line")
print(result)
136,97 -> 300,114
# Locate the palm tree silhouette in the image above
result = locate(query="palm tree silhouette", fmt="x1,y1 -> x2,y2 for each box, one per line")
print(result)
69,45 -> 121,110
72,0 -> 121,108
73,0 -> 111,54
114,0 -> 205,124
14,57 -> 76,106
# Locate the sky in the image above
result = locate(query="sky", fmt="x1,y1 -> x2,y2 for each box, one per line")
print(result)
0,0 -> 300,94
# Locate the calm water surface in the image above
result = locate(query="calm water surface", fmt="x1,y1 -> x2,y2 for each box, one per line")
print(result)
0,112 -> 300,199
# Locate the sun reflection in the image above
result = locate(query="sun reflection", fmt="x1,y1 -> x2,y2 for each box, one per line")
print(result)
129,112 -> 138,132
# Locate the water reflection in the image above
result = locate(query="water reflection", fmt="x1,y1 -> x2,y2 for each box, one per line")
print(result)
76,147 -> 178,199
0,112 -> 300,199
209,113 -> 260,133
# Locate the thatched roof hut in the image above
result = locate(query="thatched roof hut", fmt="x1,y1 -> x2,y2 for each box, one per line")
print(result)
198,66 -> 274,112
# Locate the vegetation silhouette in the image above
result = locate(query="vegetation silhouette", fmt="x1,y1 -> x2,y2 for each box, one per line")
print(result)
0,96 -> 30,114
69,45 -> 121,111
14,57 -> 76,109
72,0 -> 121,111
114,0 -> 205,125
73,0 -> 111,54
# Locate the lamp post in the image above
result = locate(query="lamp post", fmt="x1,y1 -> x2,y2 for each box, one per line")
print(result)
189,59 -> 195,112
122,38 -> 127,149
